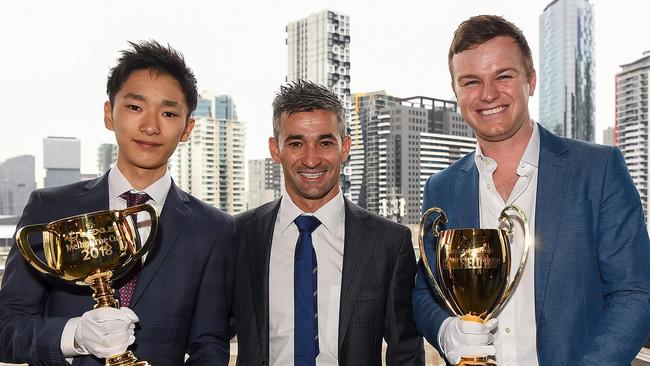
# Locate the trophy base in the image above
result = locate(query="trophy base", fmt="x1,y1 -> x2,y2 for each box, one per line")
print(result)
459,357 -> 496,366
106,351 -> 151,366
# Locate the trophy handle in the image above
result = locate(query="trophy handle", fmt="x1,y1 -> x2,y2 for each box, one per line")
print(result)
117,204 -> 159,270
418,207 -> 462,315
15,224 -> 60,276
487,204 -> 531,320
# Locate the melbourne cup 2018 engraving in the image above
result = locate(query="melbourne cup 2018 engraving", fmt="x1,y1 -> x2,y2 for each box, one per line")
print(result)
16,204 -> 158,366
418,205 -> 531,366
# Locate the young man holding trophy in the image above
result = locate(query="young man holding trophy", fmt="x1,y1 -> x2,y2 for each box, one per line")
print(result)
413,15 -> 650,365
0,41 -> 235,365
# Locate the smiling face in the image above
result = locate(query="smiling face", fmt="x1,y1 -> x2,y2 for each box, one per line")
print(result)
451,36 -> 536,145
104,69 -> 194,185
269,109 -> 350,213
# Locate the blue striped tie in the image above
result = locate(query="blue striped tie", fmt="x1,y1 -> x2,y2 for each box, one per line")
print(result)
294,215 -> 321,365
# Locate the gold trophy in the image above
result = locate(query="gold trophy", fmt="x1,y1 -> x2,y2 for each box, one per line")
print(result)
418,205 -> 531,366
15,204 -> 158,366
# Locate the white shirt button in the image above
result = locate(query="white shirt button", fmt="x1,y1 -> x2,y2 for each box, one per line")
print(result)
505,327 -> 511,333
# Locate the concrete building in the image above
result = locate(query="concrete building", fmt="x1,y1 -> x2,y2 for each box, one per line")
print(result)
350,92 -> 475,224
602,126 -> 614,146
539,0 -> 595,141
615,51 -> 650,223
43,136 -> 81,188
248,158 -> 282,209
195,91 -> 238,121
171,94 -> 246,214
286,10 -> 351,113
97,143 -> 118,174
348,91 -> 401,206
0,155 -> 36,216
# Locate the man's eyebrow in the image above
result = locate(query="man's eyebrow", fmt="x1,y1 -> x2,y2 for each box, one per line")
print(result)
162,99 -> 180,108
285,134 -> 304,140
495,67 -> 518,74
457,67 -> 519,81
124,93 -> 146,101
319,133 -> 336,139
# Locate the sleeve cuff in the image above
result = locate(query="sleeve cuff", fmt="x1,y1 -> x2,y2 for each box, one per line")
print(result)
61,317 -> 89,357
437,316 -> 454,356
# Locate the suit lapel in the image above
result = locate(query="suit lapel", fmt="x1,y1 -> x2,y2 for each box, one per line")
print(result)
338,199 -> 373,349
129,183 -> 191,307
534,126 -> 570,321
455,156 -> 480,228
253,200 -> 281,357
81,173 -> 111,213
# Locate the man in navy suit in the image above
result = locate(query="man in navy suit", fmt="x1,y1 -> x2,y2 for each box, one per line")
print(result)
412,15 -> 650,365
0,41 -> 234,365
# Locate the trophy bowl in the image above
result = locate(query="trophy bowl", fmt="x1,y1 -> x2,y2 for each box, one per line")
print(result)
15,204 -> 158,366
418,205 -> 531,365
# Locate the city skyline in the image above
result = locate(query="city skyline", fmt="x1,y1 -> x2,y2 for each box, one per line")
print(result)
1,0 -> 647,184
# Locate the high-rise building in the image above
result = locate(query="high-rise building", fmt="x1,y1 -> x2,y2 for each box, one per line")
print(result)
171,94 -> 246,214
539,0 -> 595,141
194,91 -> 238,121
43,136 -> 81,188
350,92 -> 475,224
248,158 -> 282,209
602,126 -> 614,146
348,91 -> 401,207
0,155 -> 36,216
287,10 -> 351,113
97,143 -> 118,174
615,51 -> 650,223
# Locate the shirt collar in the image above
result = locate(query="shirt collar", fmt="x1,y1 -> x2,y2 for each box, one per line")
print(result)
474,122 -> 540,171
108,166 -> 172,207
278,189 -> 345,236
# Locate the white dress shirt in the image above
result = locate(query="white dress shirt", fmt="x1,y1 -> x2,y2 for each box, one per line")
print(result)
60,167 -> 172,358
269,190 -> 345,366
475,123 -> 540,366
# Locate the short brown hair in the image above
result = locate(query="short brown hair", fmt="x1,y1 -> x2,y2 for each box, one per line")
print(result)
448,15 -> 534,81
272,80 -> 345,140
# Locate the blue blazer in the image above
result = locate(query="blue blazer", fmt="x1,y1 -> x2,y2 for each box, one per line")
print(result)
412,125 -> 650,365
0,172 -> 235,366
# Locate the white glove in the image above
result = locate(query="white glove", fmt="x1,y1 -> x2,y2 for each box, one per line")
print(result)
74,307 -> 139,359
439,316 -> 497,365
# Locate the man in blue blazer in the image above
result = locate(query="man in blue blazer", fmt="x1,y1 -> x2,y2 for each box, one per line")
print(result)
0,41 -> 234,365
412,15 -> 650,365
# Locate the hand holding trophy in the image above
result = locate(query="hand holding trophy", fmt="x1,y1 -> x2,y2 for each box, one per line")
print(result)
418,205 -> 531,366
15,204 -> 158,366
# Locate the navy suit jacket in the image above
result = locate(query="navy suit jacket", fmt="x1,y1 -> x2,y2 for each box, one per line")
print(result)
0,172 -> 235,365
233,198 -> 424,366
412,125 -> 650,365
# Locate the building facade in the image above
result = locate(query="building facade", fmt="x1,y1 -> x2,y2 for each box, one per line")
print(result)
287,10 -> 351,113
350,92 -> 475,224
171,94 -> 246,214
247,158 -> 282,210
0,155 -> 36,216
539,0 -> 595,141
43,136 -> 81,188
615,51 -> 650,224
97,143 -> 118,174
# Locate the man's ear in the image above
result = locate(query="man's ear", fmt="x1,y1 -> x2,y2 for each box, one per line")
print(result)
269,137 -> 281,164
528,69 -> 537,97
104,101 -> 114,131
180,117 -> 196,142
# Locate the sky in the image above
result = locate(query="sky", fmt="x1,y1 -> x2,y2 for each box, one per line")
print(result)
0,0 -> 647,185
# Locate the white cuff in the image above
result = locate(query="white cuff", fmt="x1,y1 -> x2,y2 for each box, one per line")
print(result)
61,317 -> 89,357
437,316 -> 455,354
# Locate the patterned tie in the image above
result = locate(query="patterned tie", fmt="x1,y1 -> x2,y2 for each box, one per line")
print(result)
293,215 -> 321,366
118,191 -> 150,308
